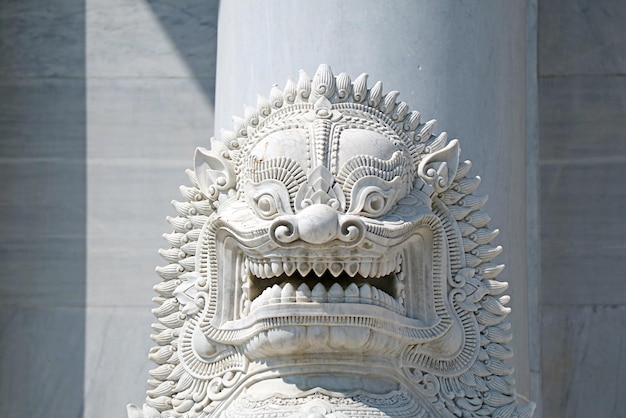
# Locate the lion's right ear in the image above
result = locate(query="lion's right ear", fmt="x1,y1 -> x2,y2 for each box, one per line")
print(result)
194,142 -> 236,202
417,139 -> 460,195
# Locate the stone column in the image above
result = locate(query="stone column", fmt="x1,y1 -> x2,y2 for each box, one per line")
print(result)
215,0 -> 533,401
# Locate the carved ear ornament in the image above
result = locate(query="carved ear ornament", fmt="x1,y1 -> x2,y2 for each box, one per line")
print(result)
417,138 -> 460,195
194,145 -> 236,203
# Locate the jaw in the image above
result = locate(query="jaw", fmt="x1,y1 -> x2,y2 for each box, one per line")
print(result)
205,220 -> 447,360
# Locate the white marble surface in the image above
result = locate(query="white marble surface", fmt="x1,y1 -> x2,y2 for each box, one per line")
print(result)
1,2 -> 87,416
541,305 -> 626,418
539,0 -> 626,75
84,1 -> 218,416
85,308 -> 154,418
0,0 -> 85,78
0,306 -> 85,417
538,1 -> 626,415
216,0 -> 532,400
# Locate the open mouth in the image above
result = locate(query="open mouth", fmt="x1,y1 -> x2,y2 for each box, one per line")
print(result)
240,254 -> 406,317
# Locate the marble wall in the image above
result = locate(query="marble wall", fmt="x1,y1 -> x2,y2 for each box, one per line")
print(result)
0,1 -> 86,416
538,0 -> 626,416
3,0 -> 625,417
85,1 -> 218,416
0,1 -> 218,416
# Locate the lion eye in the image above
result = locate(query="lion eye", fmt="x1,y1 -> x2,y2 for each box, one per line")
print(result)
363,191 -> 387,216
256,194 -> 279,218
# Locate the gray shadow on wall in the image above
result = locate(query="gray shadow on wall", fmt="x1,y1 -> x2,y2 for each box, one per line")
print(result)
146,0 -> 220,107
0,0 -> 86,416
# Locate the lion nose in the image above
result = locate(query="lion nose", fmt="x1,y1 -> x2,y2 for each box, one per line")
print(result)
269,204 -> 365,246
296,204 -> 339,244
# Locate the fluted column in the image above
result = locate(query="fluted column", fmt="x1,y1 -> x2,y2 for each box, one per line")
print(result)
215,0 -> 533,403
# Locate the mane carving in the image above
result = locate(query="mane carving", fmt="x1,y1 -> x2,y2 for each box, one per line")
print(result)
128,65 -> 535,418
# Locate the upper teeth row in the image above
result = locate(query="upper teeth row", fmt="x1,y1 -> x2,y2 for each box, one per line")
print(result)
242,282 -> 406,317
245,256 -> 402,279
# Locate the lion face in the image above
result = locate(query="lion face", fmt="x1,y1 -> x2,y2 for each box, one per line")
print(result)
184,96 -> 464,363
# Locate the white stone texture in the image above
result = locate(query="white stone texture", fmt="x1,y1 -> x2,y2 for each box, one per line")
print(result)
215,0 -> 532,402
85,1 -> 218,417
538,1 -> 626,416
129,65 -> 534,417
0,2 -> 87,417
539,0 -> 626,75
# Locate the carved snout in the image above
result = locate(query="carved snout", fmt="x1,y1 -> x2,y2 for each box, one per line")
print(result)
269,204 -> 365,246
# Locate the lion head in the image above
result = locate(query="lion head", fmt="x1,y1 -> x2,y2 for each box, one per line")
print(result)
130,65 -> 534,418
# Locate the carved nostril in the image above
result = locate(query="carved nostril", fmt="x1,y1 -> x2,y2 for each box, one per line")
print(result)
338,216 -> 366,244
269,218 -> 299,244
269,205 -> 364,246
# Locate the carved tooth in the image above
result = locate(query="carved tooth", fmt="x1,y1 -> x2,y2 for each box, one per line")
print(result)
358,260 -> 372,277
297,261 -> 312,276
241,300 -> 250,317
344,283 -> 359,303
264,263 -> 273,278
398,289 -> 406,308
313,262 -> 326,277
359,284 -> 372,303
345,261 -> 359,277
311,283 -> 327,303
271,261 -> 284,276
259,287 -> 274,306
371,262 -> 382,278
269,284 -> 282,304
379,290 -> 392,310
379,260 -> 389,276
281,283 -> 296,303
396,253 -> 403,273
327,283 -> 344,303
284,261 -> 296,276
249,261 -> 258,278
371,286 -> 380,305
393,295 -> 406,314
386,258 -> 395,275
249,296 -> 260,312
296,283 -> 311,302
256,262 -> 266,278
329,262 -> 343,277
247,261 -> 256,277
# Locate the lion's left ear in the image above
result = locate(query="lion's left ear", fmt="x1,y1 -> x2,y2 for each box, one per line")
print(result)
417,139 -> 460,194
194,141 -> 236,202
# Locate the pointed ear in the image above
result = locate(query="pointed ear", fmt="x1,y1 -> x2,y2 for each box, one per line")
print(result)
417,139 -> 460,194
194,144 -> 236,201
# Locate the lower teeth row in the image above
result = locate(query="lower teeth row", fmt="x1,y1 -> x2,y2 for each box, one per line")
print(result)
241,282 -> 406,317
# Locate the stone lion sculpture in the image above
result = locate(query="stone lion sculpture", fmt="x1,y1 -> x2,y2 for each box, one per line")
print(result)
128,65 -> 535,418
